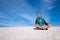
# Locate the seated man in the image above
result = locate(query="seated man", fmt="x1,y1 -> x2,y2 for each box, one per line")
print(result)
35,14 -> 51,30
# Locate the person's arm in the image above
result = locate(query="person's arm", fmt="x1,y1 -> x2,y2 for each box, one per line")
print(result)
43,19 -> 48,25
43,19 -> 51,28
35,19 -> 40,27
35,19 -> 39,27
35,18 -> 42,28
35,19 -> 38,24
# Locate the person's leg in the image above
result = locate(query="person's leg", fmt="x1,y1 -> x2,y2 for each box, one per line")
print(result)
43,24 -> 51,30
36,23 -> 43,30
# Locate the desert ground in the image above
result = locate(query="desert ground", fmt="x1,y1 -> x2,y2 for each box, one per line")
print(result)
0,27 -> 60,40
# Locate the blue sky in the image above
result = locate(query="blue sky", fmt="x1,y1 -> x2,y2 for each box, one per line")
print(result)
0,0 -> 60,27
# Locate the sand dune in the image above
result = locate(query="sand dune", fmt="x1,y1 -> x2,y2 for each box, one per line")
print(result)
0,27 -> 60,40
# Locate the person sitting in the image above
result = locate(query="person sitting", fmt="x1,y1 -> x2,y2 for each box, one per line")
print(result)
35,14 -> 51,30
